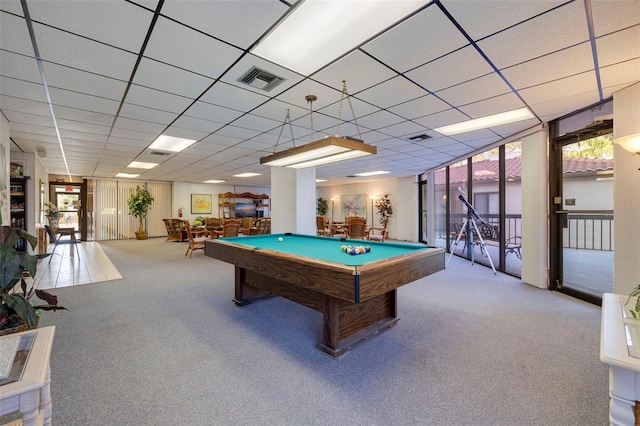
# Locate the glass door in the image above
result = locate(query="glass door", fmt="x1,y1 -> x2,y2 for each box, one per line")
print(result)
550,130 -> 614,302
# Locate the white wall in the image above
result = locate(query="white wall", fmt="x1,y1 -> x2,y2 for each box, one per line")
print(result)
613,82 -> 640,295
317,176 -> 418,242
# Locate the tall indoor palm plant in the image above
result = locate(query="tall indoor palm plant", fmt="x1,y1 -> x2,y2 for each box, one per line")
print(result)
128,186 -> 154,240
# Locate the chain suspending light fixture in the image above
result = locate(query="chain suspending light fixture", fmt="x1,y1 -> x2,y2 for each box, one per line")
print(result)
260,81 -> 376,169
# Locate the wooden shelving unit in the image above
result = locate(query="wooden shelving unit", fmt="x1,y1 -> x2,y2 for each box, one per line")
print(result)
218,192 -> 269,219
10,176 -> 29,251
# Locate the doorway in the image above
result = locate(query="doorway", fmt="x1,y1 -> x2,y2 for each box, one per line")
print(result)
49,181 -> 89,240
549,121 -> 614,303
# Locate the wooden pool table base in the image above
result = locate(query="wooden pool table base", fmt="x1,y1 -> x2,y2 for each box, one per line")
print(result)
234,267 -> 399,357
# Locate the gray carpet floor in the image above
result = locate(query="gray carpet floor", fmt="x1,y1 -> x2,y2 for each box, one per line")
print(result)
35,237 -> 609,425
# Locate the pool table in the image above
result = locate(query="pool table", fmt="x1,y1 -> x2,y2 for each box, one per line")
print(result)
205,233 -> 445,357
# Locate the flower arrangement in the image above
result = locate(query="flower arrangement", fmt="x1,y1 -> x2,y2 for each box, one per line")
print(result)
374,194 -> 393,225
44,201 -> 61,218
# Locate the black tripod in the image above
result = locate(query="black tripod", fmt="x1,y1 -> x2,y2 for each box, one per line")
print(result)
446,195 -> 496,274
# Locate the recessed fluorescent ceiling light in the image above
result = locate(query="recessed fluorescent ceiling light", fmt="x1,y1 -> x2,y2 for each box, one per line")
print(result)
233,173 -> 261,178
434,108 -> 535,136
149,135 -> 197,152
353,170 -> 390,177
128,161 -> 158,169
204,179 -> 227,184
116,173 -> 139,178
252,0 -> 426,76
316,179 -> 327,182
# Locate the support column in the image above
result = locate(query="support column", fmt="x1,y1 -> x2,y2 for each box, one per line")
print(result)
521,128 -> 548,289
270,166 -> 316,235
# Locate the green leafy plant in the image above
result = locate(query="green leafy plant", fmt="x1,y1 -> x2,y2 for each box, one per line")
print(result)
44,201 -> 61,218
626,284 -> 640,318
1,226 -> 65,329
317,197 -> 328,216
374,194 -> 393,225
127,186 -> 154,234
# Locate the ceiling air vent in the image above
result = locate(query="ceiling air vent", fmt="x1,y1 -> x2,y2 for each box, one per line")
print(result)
238,66 -> 285,92
150,151 -> 171,156
407,134 -> 432,142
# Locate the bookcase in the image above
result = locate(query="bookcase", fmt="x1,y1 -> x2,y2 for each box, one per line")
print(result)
10,176 -> 29,251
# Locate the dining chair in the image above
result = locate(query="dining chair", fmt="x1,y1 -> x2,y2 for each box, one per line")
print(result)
346,216 -> 368,240
213,220 -> 241,238
184,220 -> 206,258
368,218 -> 389,242
316,216 -> 331,236
44,224 -> 81,262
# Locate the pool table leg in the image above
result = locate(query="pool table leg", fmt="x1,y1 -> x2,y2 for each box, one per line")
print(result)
320,290 -> 399,358
232,266 -> 272,305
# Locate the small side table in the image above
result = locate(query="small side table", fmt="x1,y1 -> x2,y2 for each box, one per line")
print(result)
0,326 -> 56,426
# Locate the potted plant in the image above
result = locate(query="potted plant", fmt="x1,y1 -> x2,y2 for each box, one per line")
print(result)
317,197 -> 328,216
127,185 -> 154,240
44,201 -> 62,230
374,194 -> 393,225
626,285 -> 640,319
0,226 -> 65,333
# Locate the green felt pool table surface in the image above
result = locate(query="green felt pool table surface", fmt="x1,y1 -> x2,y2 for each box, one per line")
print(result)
220,233 -> 430,265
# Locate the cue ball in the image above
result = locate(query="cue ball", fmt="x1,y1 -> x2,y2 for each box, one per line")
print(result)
278,237 -> 283,242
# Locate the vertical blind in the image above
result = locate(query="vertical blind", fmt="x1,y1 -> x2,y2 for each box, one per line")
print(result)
95,180 -> 172,241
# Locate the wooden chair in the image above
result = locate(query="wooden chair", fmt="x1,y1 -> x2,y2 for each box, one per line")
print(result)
368,218 -> 389,242
346,216 -> 368,240
213,219 -> 240,238
204,218 -> 222,238
163,218 -> 186,242
184,220 -> 206,258
255,218 -> 271,234
316,216 -> 331,236
241,217 -> 258,235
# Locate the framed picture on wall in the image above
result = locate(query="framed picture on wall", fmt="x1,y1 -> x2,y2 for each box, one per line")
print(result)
10,160 -> 24,177
341,194 -> 367,218
191,194 -> 212,214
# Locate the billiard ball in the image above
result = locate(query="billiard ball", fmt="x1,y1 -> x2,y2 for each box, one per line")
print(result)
278,237 -> 283,242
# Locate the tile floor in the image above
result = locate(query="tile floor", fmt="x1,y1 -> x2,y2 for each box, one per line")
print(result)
34,241 -> 122,290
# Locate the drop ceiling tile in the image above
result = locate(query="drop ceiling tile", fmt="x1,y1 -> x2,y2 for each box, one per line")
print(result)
441,0 -> 566,41
377,120 -> 429,139
596,26 -> 640,67
457,93 -> 526,119
26,0 -> 153,51
532,90 -> 602,123
171,115 -> 225,135
406,46 -> 494,93
232,113 -> 282,133
113,117 -> 166,135
477,1 -> 589,70
436,72 -> 512,107
160,0 -> 288,50
600,59 -> 640,97
125,85 -> 193,113
357,76 -> 427,110
118,103 -> 179,125
132,58 -> 214,98
143,16 -> 243,79
0,77 -> 46,103
162,125 -> 209,142
43,63 -> 127,100
184,101 -> 245,124
387,94 -> 451,120
7,122 -> 56,137
518,71 -> 598,107
501,43 -> 595,90
49,87 -> 120,115
312,50 -> 398,94
52,105 -> 115,127
363,4 -> 467,73
219,54 -> 303,96
0,51 -> 41,83
356,110 -> 405,131
199,81 -> 270,113
591,0 -> 640,37
413,108 -> 470,130
0,11 -> 33,56
33,24 -> 138,80
56,119 -> 110,135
